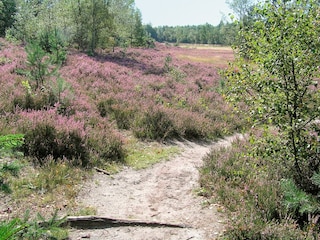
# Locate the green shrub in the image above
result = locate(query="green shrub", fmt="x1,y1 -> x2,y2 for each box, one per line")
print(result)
199,134 -> 315,239
281,179 -> 320,223
0,218 -> 26,240
168,67 -> 186,82
172,110 -> 212,139
22,123 -> 89,166
223,220 -> 309,240
132,107 -> 177,141
112,105 -> 136,130
97,99 -> 114,118
0,134 -> 24,153
38,29 -> 67,64
0,162 -> 20,193
13,89 -> 58,111
15,210 -> 68,240
97,99 -> 135,130
88,129 -> 125,163
25,42 -> 51,90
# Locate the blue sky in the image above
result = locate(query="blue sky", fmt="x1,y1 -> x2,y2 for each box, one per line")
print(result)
134,0 -> 232,27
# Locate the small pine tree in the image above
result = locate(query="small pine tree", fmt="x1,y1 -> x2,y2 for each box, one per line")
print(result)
26,42 -> 50,90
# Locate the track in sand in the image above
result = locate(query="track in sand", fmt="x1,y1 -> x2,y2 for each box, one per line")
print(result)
69,134 -> 243,240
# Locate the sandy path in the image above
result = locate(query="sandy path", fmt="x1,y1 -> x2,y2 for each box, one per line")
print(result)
69,134 -> 242,240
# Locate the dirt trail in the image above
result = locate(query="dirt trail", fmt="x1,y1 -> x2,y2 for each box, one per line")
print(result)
69,134 -> 243,240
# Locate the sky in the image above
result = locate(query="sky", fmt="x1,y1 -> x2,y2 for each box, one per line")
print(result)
134,0 -> 232,27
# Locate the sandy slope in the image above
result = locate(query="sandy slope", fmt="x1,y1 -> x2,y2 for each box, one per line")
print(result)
69,134 -> 243,240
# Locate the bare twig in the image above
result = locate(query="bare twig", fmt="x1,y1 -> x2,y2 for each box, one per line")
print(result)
94,167 -> 111,175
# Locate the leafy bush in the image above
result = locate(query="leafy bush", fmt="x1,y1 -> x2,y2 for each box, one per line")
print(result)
13,88 -> 58,111
0,162 -> 20,193
88,128 -> 126,163
0,134 -> 24,153
22,123 -> 89,166
98,99 -> 135,130
199,133 -> 317,239
223,0 -> 320,196
132,107 -> 177,141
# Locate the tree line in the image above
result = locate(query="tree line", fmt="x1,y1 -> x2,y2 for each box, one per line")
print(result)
0,0 -> 150,53
1,0 -> 241,51
145,22 -> 237,45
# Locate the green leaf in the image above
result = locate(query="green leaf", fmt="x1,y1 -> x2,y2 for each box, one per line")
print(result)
0,219 -> 26,240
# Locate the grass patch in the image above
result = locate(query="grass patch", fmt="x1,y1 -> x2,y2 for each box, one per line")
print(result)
7,159 -> 87,220
0,134 -> 24,158
0,210 -> 68,240
176,45 -> 233,67
95,161 -> 123,175
178,44 -> 232,50
178,54 -> 231,67
125,136 -> 180,169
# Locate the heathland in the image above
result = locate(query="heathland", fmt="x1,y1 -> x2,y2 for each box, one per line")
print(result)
0,40 -> 246,239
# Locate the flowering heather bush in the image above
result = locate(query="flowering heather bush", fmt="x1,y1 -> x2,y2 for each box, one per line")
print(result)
12,88 -> 58,111
0,41 -> 27,113
18,109 -> 88,166
23,123 -> 89,166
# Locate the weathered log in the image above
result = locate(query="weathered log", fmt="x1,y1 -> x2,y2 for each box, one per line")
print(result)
63,215 -> 190,229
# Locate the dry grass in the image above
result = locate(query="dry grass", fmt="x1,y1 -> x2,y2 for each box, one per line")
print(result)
176,45 -> 234,67
178,54 -> 232,67
2,159 -> 88,221
178,43 -> 232,50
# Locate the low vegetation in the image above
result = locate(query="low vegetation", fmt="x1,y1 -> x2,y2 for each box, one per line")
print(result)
200,132 -> 316,239
0,35 -> 244,238
125,135 -> 180,169
0,210 -> 68,240
1,0 -> 319,238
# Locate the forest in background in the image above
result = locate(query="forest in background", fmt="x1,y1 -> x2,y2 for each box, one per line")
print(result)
0,0 -> 238,52
0,0 -> 151,53
146,22 -> 237,45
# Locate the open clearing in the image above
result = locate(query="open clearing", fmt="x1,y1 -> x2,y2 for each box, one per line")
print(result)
69,134 -> 243,240
176,45 -> 234,67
